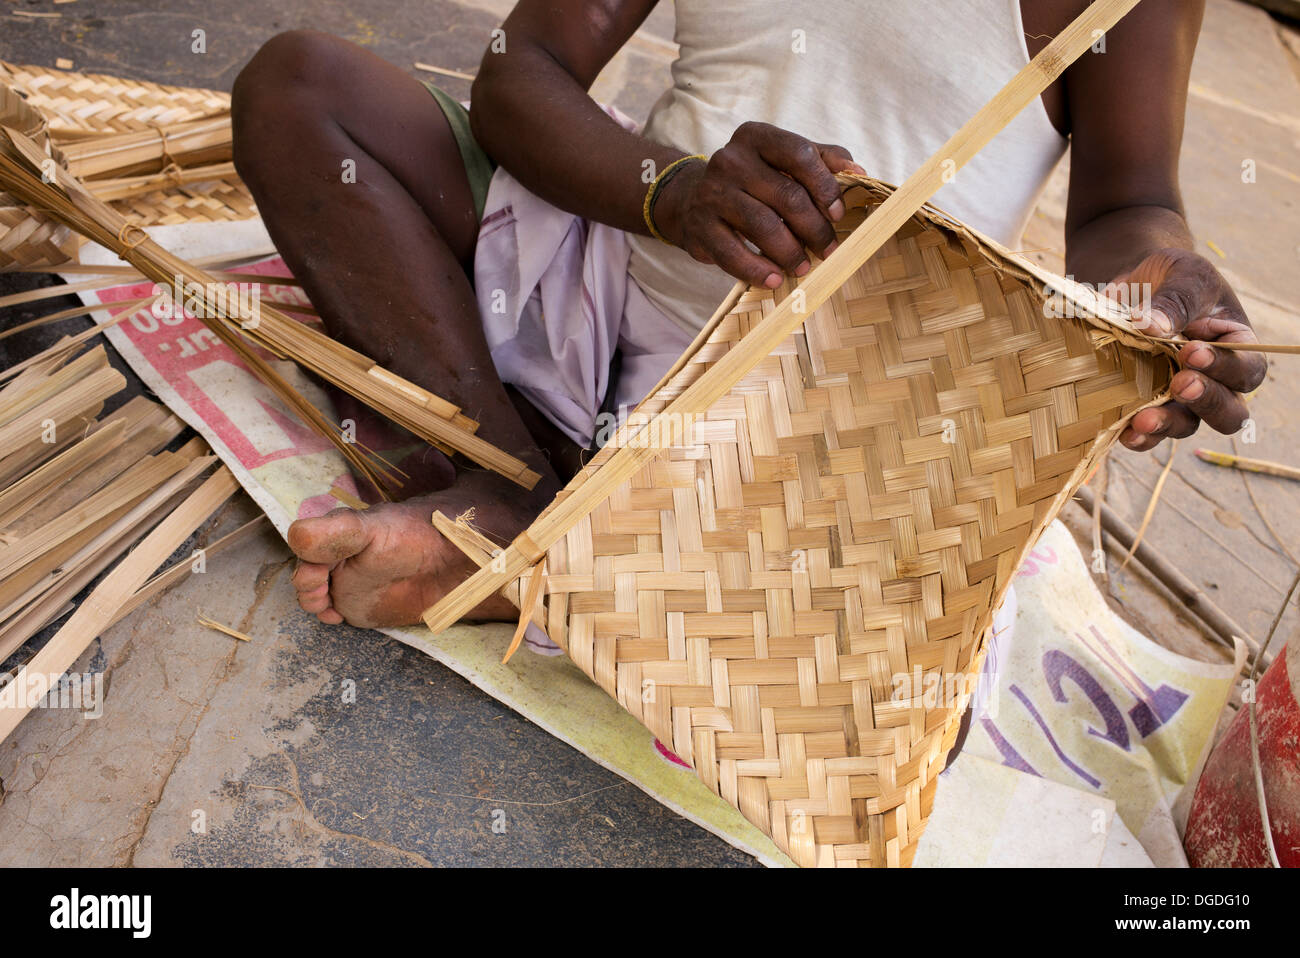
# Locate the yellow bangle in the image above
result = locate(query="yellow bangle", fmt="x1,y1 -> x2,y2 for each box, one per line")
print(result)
643,154 -> 707,244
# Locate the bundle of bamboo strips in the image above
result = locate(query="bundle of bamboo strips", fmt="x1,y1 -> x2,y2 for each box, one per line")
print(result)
0,343 -> 242,691
58,116 -> 232,179
0,123 -> 538,493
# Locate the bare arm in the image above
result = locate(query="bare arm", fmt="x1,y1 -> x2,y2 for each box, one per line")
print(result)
469,0 -> 673,235
470,0 -> 861,289
1061,0 -> 1265,448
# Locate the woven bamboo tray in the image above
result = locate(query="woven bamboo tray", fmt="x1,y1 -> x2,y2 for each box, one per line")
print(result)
474,178 -> 1173,867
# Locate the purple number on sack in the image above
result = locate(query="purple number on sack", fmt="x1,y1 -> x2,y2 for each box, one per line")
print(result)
1042,650 -> 1130,752
1009,685 -> 1102,789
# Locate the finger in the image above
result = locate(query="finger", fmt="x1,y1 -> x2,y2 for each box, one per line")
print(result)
749,125 -> 845,221
1180,311 -> 1267,395
1117,249 -> 1222,338
740,166 -> 839,258
1120,401 -> 1201,451
1170,369 -> 1252,435
724,192 -> 813,275
689,220 -> 785,289
1179,340 -> 1267,396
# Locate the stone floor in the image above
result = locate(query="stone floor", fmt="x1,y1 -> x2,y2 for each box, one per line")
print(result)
0,0 -> 1296,866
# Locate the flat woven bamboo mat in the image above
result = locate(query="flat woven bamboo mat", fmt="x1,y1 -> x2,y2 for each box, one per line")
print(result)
0,62 -> 254,270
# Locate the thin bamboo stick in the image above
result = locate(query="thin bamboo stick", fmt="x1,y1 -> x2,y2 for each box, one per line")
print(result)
108,515 -> 268,626
0,416 -> 124,523
0,246 -> 280,291
0,295 -> 157,341
86,161 -> 236,201
1209,342 -> 1300,356
1075,485 -> 1262,664
0,466 -> 238,743
196,615 -> 252,642
1196,448 -> 1300,483
1119,438 -> 1178,570
423,0 -> 1146,631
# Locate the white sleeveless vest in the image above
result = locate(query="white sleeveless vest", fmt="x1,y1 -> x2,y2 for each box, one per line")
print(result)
626,0 -> 1068,334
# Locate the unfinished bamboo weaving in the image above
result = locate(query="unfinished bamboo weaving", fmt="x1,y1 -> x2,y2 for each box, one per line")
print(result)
451,177 -> 1174,867
419,0 -> 1166,866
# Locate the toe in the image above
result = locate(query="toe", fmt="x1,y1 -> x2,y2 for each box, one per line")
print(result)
297,582 -> 333,615
291,561 -> 332,593
317,608 -> 344,625
287,508 -> 371,565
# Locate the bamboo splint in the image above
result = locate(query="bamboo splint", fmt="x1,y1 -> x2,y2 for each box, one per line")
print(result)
0,337 -> 239,670
418,0 -> 1160,868
0,124 -> 541,492
0,466 -> 239,742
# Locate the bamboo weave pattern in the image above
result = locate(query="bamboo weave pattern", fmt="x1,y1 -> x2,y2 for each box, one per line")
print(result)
534,184 -> 1172,867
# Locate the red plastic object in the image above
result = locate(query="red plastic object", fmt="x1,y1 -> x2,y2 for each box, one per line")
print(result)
1185,641 -> 1299,867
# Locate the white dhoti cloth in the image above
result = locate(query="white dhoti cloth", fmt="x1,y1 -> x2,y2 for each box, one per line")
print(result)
473,107 -> 694,451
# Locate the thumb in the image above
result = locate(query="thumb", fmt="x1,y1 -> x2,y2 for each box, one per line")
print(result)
1114,249 -> 1222,338
817,142 -> 866,176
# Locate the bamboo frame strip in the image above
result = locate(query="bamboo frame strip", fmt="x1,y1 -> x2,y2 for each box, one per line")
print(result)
0,416 -> 124,522
0,458 -> 212,656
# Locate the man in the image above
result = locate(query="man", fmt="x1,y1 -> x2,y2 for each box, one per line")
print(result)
231,0 -> 1264,630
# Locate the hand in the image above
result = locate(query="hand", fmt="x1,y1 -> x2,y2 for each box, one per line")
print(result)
652,121 -> 866,289
1110,248 -> 1267,451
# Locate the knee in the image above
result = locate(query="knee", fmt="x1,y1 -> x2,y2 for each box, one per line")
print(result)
231,31 -> 345,171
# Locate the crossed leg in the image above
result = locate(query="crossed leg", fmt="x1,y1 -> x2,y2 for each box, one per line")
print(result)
232,31 -> 570,628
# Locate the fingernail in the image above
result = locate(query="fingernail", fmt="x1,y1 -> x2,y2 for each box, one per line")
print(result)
795,260 -> 811,277
764,273 -> 782,289
1149,309 -> 1173,336
1178,376 -> 1205,401
1187,345 -> 1213,369
823,240 -> 840,257
829,199 -> 845,221
849,163 -> 867,175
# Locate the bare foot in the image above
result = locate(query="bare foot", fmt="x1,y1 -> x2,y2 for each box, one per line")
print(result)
287,470 -> 550,629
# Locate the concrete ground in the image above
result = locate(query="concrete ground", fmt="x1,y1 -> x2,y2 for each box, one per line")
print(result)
0,0 -> 1297,867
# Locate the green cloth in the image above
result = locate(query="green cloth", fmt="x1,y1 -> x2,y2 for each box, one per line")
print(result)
423,82 -> 496,221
